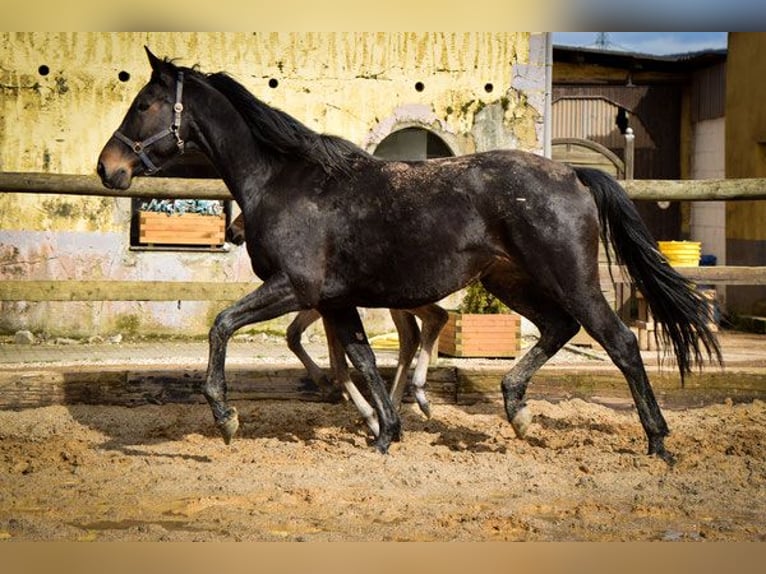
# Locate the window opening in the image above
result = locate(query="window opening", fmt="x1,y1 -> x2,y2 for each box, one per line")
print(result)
129,152 -> 231,251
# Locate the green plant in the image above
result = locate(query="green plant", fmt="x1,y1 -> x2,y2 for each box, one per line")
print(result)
458,281 -> 510,314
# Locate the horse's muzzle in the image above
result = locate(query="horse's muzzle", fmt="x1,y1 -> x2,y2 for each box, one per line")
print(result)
97,161 -> 132,190
97,143 -> 135,190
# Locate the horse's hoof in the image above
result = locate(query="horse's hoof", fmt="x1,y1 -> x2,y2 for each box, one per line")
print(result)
374,436 -> 391,454
648,438 -> 676,466
414,390 -> 431,419
373,423 -> 402,453
510,406 -> 532,438
657,449 -> 677,466
216,407 -> 239,445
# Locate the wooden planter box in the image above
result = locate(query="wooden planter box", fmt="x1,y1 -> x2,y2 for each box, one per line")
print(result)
138,212 -> 226,247
438,311 -> 521,358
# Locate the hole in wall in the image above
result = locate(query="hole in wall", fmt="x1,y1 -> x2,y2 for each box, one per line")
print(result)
268,78 -> 279,88
38,65 -> 50,76
484,83 -> 494,93
118,71 -> 131,82
414,81 -> 424,92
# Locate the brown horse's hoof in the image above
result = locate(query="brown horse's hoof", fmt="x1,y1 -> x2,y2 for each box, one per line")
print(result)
216,407 -> 239,445
414,389 -> 431,419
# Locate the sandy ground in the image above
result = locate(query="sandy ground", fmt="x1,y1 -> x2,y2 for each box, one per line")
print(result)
1,391 -> 764,541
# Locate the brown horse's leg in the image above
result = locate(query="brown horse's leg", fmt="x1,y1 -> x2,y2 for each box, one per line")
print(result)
388,310 -> 420,411
286,309 -> 344,401
205,273 -> 301,444
405,304 -> 448,417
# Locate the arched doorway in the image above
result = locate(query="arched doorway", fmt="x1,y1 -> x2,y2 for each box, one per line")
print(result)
551,137 -> 626,178
373,127 -> 454,160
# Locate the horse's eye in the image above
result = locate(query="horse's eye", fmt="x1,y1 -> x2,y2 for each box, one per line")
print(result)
137,101 -> 151,112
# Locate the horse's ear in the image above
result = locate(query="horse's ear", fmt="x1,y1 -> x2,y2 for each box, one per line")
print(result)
145,46 -> 162,71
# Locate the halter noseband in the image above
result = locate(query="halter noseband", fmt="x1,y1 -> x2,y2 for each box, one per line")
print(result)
113,71 -> 186,174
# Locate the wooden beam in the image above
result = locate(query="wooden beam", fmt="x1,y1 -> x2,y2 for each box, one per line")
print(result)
609,266 -> 766,286
3,171 -> 766,201
0,280 -> 256,302
0,172 -> 232,200
676,266 -> 766,285
622,178 -> 766,201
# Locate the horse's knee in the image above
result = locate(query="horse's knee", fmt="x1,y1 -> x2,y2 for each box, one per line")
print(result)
285,320 -> 303,352
209,311 -> 234,346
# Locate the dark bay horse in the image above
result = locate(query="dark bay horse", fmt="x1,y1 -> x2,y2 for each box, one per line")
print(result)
227,213 -> 449,433
97,48 -> 721,462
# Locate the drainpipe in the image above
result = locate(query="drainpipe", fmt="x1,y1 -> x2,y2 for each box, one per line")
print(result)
543,32 -> 553,158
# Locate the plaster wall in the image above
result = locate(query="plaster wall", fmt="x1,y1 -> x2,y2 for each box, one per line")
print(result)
689,117 -> 726,264
0,32 -> 546,337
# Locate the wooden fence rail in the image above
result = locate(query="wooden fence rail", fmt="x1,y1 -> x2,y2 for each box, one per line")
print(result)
0,281 -> 256,302
2,171 -> 766,201
1,266 -> 764,304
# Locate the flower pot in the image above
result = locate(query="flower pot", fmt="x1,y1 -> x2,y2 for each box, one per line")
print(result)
438,311 -> 521,358
138,212 -> 226,247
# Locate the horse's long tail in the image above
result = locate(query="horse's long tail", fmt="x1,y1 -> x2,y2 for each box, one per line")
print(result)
574,167 -> 723,380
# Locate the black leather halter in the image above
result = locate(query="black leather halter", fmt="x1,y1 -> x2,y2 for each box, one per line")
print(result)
113,71 -> 185,174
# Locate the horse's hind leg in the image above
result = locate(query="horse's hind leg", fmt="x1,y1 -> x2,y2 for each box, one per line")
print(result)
286,309 -> 348,402
388,310 -> 420,411
321,307 -> 401,453
286,309 -> 325,386
480,274 -> 580,438
404,304 -> 448,418
568,293 -> 672,461
502,311 -> 580,438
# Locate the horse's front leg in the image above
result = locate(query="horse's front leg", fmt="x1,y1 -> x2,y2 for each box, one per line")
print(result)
205,273 -> 301,444
322,316 -> 380,436
321,307 -> 401,453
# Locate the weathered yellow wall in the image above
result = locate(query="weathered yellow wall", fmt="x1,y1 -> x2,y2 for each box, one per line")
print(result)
1,32 -> 536,170
0,32 -> 543,336
726,32 -> 766,240
725,32 -> 766,314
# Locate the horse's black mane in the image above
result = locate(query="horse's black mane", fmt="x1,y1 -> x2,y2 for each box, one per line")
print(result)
173,61 -> 369,176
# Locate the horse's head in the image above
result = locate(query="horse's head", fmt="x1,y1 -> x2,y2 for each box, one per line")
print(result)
97,47 -> 190,190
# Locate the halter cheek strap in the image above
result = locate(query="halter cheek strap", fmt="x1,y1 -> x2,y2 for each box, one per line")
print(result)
113,71 -> 186,174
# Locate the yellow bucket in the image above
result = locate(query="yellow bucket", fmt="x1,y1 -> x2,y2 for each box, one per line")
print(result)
658,241 -> 701,267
